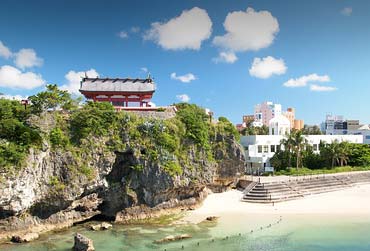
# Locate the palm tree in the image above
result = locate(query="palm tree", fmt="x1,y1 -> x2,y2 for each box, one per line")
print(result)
281,132 -> 294,168
325,140 -> 340,168
292,130 -> 307,170
337,142 -> 351,166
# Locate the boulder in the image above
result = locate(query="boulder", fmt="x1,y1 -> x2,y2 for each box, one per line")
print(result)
90,222 -> 112,231
154,234 -> 192,244
73,233 -> 94,251
11,232 -> 39,243
206,216 -> 219,221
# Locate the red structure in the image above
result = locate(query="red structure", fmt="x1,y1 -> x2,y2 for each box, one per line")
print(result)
79,77 -> 156,109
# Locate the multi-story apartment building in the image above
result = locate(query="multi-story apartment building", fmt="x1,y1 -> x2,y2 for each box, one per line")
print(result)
283,107 -> 304,130
321,114 -> 370,144
254,101 -> 282,126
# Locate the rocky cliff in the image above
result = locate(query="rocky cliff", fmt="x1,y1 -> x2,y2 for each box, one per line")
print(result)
0,104 -> 245,240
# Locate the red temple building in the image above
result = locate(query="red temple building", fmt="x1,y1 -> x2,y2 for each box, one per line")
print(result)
79,77 -> 156,110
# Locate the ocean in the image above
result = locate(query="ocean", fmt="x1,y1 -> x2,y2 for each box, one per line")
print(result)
2,214 -> 370,251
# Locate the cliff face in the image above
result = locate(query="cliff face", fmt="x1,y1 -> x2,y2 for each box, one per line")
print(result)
0,109 -> 245,239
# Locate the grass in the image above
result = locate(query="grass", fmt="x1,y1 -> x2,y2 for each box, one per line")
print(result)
274,166 -> 370,176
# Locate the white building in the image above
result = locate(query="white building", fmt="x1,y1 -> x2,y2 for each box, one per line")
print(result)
240,135 -> 364,174
254,101 -> 282,127
269,115 -> 291,135
321,114 -> 370,144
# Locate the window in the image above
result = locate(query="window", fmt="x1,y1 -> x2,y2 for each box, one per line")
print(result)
313,144 -> 318,151
366,136 -> 370,140
270,145 -> 276,152
244,146 -> 249,151
258,145 -> 262,153
263,145 -> 269,153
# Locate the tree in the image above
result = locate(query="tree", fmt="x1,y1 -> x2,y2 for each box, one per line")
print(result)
291,130 -> 307,170
175,103 -> 210,148
337,142 -> 352,166
321,140 -> 340,168
281,133 -> 295,167
29,84 -> 77,113
302,125 -> 322,135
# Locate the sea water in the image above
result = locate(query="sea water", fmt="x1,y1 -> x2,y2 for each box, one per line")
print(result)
1,214 -> 370,251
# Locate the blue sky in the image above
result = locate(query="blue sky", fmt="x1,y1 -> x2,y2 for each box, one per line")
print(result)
0,0 -> 369,125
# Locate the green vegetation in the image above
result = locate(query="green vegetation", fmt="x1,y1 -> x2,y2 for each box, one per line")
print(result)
271,130 -> 370,173
275,166 -> 370,176
240,124 -> 269,136
28,84 -> 80,114
0,86 -> 240,177
0,99 -> 41,170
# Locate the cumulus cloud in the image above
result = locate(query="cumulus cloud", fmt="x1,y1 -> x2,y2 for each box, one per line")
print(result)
0,65 -> 45,89
0,94 -> 26,100
141,67 -> 148,73
249,56 -> 287,79
60,69 -> 99,95
176,94 -> 190,103
341,7 -> 352,16
171,72 -> 196,83
213,7 -> 279,52
144,7 -> 212,50
212,51 -> 238,64
310,84 -> 337,92
118,31 -> 129,39
0,41 -> 12,59
14,49 -> 43,69
283,74 -> 330,88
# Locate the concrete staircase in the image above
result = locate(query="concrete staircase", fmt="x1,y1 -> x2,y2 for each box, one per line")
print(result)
242,172 -> 370,203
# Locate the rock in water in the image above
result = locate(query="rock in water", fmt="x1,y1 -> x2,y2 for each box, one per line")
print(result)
11,232 -> 39,243
73,233 -> 95,251
154,234 -> 192,244
90,222 -> 112,231
206,216 -> 219,221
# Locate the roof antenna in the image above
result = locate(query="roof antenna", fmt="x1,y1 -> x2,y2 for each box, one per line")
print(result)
147,72 -> 151,79
84,72 -> 88,78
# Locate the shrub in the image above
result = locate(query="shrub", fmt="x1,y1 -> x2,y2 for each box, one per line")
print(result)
49,128 -> 69,148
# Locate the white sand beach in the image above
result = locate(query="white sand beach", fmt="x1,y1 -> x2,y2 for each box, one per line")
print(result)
181,184 -> 370,224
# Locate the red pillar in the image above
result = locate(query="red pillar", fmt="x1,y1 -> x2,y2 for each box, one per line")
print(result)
125,96 -> 128,107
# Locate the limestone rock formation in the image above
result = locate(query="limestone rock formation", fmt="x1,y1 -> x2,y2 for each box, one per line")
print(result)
73,233 -> 94,251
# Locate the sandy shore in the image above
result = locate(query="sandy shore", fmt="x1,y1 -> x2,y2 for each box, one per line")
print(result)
181,184 -> 370,224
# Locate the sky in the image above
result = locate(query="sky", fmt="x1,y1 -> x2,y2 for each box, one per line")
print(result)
0,0 -> 369,125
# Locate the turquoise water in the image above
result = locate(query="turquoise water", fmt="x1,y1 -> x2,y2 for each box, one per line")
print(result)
2,214 -> 370,251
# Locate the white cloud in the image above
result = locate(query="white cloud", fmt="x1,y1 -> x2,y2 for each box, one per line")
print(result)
144,7 -> 212,50
283,74 -> 330,88
341,7 -> 352,16
212,51 -> 238,64
213,7 -> 279,52
60,69 -> 99,95
0,41 -> 12,59
131,27 -> 140,33
141,67 -> 148,73
0,94 -> 26,101
176,94 -> 190,102
249,56 -> 287,79
14,49 -> 43,69
118,31 -> 129,39
310,84 -> 337,92
0,65 -> 45,89
171,72 -> 196,83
